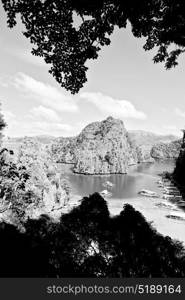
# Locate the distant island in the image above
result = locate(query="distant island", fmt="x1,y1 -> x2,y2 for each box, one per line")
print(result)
3,116 -> 181,175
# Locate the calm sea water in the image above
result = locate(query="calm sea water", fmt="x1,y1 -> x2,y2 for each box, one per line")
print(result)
59,160 -> 185,245
60,160 -> 175,199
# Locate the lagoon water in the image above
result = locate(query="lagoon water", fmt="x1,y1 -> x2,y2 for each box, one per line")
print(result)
59,160 -> 185,245
62,160 -> 174,199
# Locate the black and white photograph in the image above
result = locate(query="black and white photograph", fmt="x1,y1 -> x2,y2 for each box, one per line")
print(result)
0,0 -> 185,285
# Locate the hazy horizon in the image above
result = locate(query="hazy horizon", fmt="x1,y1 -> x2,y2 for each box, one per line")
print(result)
3,118 -> 180,140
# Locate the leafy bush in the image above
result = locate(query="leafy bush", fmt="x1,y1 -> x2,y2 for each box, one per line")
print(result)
0,148 -> 40,226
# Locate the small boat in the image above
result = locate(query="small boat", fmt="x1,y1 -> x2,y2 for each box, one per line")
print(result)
166,213 -> 185,221
138,189 -> 159,198
102,181 -> 114,188
163,190 -> 181,196
163,194 -> 175,200
163,184 -> 176,189
155,202 -> 178,210
163,187 -> 179,191
162,179 -> 171,183
173,196 -> 182,200
157,180 -> 163,186
100,189 -> 112,197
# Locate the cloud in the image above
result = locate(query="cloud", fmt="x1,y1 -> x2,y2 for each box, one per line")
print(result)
175,108 -> 185,118
14,72 -> 78,112
0,77 -> 9,88
30,106 -> 61,122
4,119 -> 75,137
27,121 -> 74,136
1,104 -> 82,137
1,107 -> 75,137
80,92 -> 147,120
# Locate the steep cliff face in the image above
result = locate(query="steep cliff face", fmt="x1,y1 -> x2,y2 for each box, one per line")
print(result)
151,140 -> 181,159
73,117 -> 138,174
49,119 -> 179,174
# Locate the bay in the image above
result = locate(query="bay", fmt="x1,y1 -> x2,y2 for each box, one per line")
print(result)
58,160 -> 185,245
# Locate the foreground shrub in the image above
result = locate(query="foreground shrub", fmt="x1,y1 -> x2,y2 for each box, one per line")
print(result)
0,193 -> 185,277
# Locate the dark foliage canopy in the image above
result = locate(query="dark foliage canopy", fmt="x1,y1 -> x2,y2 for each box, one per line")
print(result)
1,0 -> 185,93
0,193 -> 185,277
173,139 -> 185,192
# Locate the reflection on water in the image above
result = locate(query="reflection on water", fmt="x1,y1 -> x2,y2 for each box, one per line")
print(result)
60,160 -> 175,199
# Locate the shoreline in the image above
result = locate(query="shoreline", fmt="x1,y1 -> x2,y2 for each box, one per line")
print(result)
107,194 -> 185,246
65,189 -> 185,246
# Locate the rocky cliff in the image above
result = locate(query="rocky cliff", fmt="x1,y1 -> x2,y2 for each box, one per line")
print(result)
128,130 -> 179,162
48,118 -> 180,172
151,140 -> 181,159
3,120 -> 180,177
73,116 -> 138,174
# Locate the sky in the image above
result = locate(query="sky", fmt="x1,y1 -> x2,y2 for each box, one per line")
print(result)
0,3 -> 185,138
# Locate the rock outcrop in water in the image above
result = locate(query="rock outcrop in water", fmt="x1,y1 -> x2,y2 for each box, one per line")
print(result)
151,140 -> 181,159
73,116 -> 138,174
128,130 -> 179,162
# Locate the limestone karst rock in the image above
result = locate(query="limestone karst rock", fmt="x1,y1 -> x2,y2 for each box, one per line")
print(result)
2,119 -> 180,179
151,140 -> 181,159
50,118 -> 179,173
128,130 -> 179,162
73,116 -> 138,174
